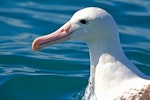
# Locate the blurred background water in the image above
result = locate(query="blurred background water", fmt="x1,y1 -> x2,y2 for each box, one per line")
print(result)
0,0 -> 150,100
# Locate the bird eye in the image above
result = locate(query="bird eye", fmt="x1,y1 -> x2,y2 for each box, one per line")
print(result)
80,19 -> 87,24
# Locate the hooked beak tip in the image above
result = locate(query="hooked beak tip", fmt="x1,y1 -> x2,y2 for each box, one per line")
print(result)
32,38 -> 40,52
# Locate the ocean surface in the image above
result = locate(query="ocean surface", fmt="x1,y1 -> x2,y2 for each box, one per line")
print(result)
0,0 -> 150,100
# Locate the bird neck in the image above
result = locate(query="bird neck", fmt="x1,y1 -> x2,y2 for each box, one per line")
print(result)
86,32 -> 126,86
86,32 -> 150,88
88,32 -> 123,68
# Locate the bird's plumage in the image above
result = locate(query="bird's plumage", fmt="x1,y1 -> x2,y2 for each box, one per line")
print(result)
32,7 -> 150,100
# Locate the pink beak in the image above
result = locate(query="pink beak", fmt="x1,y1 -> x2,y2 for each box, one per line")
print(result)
32,21 -> 71,51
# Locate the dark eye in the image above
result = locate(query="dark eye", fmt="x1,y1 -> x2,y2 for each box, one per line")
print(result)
80,19 -> 87,24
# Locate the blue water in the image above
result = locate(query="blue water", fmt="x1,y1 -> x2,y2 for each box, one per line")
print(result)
0,0 -> 150,100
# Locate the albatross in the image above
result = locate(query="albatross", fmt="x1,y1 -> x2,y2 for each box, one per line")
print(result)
32,7 -> 150,100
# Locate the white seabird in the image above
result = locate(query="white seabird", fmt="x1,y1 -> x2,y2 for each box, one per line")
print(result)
32,7 -> 150,100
